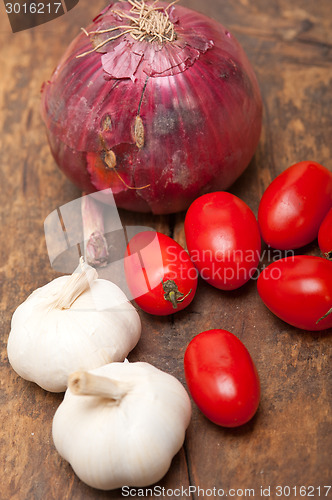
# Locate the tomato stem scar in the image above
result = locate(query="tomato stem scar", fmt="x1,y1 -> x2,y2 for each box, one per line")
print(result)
162,279 -> 192,309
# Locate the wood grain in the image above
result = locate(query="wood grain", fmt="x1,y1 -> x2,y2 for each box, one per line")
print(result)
0,1 -> 331,499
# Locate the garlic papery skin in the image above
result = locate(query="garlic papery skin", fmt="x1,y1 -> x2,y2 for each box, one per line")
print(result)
52,362 -> 192,490
7,259 -> 141,392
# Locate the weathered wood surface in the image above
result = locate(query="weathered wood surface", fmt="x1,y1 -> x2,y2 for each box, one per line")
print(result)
0,0 -> 331,499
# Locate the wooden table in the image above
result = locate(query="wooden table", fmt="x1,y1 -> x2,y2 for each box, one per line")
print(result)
1,1 -> 331,498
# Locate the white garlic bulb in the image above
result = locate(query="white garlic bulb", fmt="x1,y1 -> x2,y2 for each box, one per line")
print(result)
7,258 -> 141,392
52,362 -> 192,490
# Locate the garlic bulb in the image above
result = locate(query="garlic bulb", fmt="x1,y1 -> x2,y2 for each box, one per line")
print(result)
7,258 -> 141,392
52,362 -> 192,490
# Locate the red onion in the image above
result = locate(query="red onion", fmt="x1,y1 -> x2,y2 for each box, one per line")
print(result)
41,0 -> 262,214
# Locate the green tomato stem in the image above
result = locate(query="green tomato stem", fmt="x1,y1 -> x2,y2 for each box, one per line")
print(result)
316,307 -> 332,325
162,279 -> 192,309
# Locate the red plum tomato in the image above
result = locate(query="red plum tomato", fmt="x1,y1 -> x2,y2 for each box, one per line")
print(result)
258,161 -> 332,250
184,192 -> 261,290
184,329 -> 260,427
124,231 -> 197,315
257,256 -> 332,331
318,208 -> 332,260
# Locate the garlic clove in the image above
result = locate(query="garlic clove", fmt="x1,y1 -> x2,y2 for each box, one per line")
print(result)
52,362 -> 191,490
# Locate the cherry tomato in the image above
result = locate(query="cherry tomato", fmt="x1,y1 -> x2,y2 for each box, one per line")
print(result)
124,230 -> 197,315
257,256 -> 332,331
318,208 -> 332,260
184,329 -> 260,427
258,161 -> 332,250
184,192 -> 261,290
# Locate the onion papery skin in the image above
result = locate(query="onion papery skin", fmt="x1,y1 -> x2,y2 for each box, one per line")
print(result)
41,1 -> 262,214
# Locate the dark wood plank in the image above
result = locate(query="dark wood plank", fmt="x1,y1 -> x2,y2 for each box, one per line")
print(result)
1,0 -> 331,499
177,0 -> 332,495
